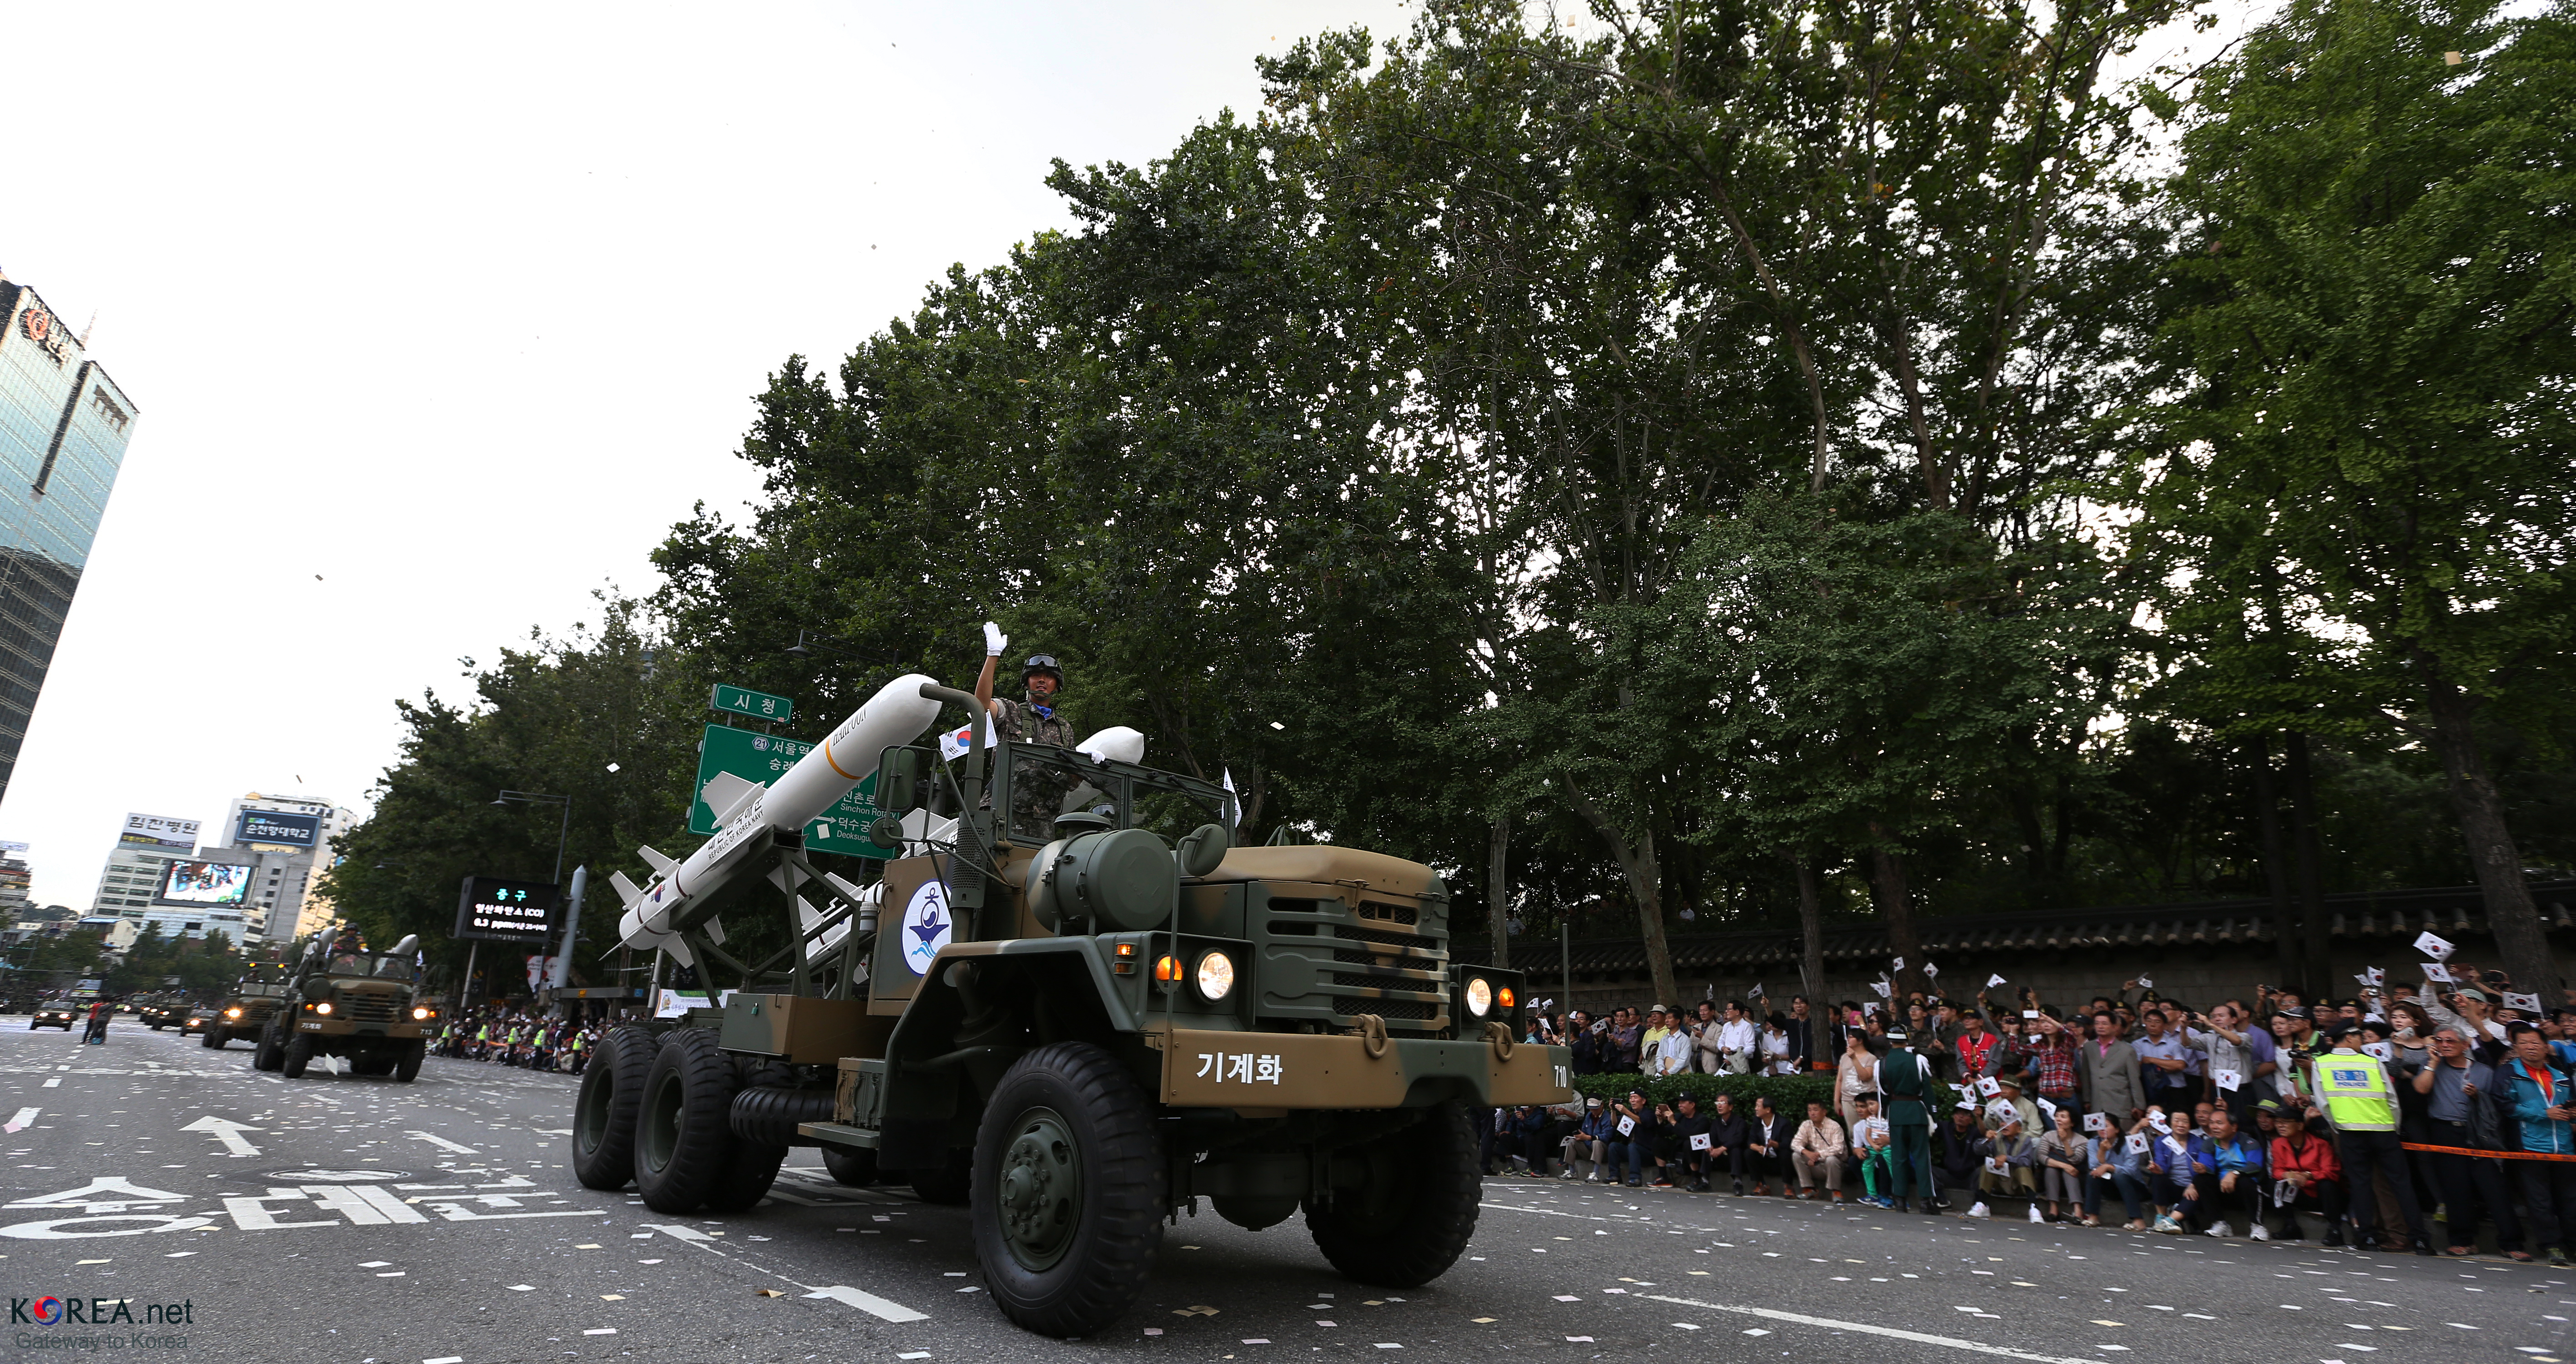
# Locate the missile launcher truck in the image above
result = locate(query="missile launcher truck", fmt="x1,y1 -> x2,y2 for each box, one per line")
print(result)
250,933 -> 435,1080
568,677 -> 1571,1337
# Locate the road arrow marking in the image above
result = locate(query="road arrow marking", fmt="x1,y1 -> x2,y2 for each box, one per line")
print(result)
180,1116 -> 262,1157
4,1108 -> 36,1133
405,1131 -> 478,1154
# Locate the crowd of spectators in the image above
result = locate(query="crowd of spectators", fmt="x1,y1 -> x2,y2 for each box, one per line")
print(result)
431,1007 -> 600,1072
1487,972 -> 2576,1264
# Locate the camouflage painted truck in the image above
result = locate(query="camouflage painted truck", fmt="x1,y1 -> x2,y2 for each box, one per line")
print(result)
251,934 -> 435,1080
567,680 -> 1572,1337
201,962 -> 292,1049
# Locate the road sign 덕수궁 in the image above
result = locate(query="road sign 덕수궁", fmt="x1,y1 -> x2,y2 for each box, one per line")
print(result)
690,723 -> 886,859
709,682 -> 794,723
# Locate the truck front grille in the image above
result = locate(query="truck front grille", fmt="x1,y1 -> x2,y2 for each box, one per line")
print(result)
1335,996 -> 1439,1021
336,993 -> 403,1024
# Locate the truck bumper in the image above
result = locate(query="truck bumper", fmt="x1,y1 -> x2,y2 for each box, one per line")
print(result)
1157,1029 -> 1571,1110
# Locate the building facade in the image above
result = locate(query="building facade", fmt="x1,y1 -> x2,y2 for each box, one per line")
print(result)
90,812 -> 200,918
211,793 -> 353,942
0,276 -> 138,802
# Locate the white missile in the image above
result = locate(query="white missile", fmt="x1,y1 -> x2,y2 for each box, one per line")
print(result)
616,672 -> 944,952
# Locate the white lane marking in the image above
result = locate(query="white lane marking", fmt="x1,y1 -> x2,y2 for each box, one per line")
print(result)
1641,1294 -> 2106,1364
4,1108 -> 36,1133
805,1284 -> 929,1323
41,1078 -> 59,1088
1479,1202 -> 1608,1221
179,1116 -> 262,1157
405,1131 -> 479,1154
640,1223 -> 717,1243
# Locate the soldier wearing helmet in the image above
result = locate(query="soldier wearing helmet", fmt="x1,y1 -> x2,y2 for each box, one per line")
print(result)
971,622 -> 1073,749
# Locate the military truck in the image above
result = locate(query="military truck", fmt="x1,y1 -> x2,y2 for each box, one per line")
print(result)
201,962 -> 292,1049
568,687 -> 1570,1337
251,934 -> 435,1079
134,992 -> 190,1030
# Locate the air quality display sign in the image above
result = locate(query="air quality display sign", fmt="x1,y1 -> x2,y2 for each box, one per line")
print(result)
452,875 -> 560,946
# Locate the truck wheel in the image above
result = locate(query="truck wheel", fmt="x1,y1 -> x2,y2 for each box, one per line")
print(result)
971,1041 -> 1166,1338
1305,1101 -> 1480,1287
635,1028 -> 742,1213
571,1025 -> 655,1191
705,1139 -> 789,1213
254,1023 -> 285,1072
820,1144 -> 879,1187
394,1039 -> 425,1082
202,1028 -> 227,1049
281,1031 -> 314,1079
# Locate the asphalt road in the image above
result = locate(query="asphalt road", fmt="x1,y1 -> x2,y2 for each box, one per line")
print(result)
0,1018 -> 2565,1364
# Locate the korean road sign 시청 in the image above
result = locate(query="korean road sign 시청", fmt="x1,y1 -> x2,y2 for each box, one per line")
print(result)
690,723 -> 886,859
710,683 -> 795,723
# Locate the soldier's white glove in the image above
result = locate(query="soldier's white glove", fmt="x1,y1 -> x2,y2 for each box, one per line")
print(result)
983,622 -> 1007,657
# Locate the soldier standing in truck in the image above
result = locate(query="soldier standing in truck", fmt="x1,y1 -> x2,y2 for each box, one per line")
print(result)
973,622 -> 1080,836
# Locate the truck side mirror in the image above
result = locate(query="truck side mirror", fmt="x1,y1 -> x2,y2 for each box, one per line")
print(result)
878,746 -> 931,815
1175,822 -> 1230,878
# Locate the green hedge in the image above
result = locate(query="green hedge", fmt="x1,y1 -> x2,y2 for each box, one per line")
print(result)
1570,1071 -> 1836,1113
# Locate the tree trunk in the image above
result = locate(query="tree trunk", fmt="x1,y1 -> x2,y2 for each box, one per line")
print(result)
2248,734 -> 2304,997
1794,854 -> 1826,1010
1567,780 -> 1682,1013
1867,832 -> 1926,1003
2420,675 -> 2557,992
1486,814 -> 1512,969
2283,732 -> 2334,1000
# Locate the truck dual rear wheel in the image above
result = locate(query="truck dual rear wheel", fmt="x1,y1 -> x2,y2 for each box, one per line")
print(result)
971,1041 -> 1166,1338
571,1025 -> 656,1191
636,1028 -> 759,1214
820,1144 -> 879,1187
1305,1100 -> 1481,1287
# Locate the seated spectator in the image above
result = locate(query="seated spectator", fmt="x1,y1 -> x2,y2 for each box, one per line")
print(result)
1935,1106 -> 1990,1216
1792,1100 -> 1846,1203
1648,1101 -> 1685,1187
1707,1092 -> 1751,1195
2085,1112 -> 2155,1229
1561,1097 -> 1613,1182
2146,1106 -> 2196,1232
1746,1095 -> 1790,1194
1849,1096 -> 1894,1206
1978,1114 -> 2039,1209
2036,1108 -> 2089,1224
1671,1093 -> 1714,1193
1605,1089 -> 1652,1188
2193,1107 -> 2267,1239
2264,1100 -> 2347,1246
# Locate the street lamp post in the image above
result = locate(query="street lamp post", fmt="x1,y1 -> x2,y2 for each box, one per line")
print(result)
491,791 -> 571,1005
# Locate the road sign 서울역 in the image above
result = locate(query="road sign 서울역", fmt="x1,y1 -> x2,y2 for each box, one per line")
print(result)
709,683 -> 794,723
689,723 -> 886,859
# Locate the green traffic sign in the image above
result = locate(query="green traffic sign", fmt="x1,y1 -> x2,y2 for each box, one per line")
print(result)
710,682 -> 795,723
689,723 -> 888,859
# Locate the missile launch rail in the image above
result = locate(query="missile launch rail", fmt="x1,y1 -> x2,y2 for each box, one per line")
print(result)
568,677 -> 1571,1338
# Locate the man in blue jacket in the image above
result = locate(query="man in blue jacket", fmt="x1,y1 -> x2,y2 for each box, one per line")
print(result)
2500,1025 -> 2576,1267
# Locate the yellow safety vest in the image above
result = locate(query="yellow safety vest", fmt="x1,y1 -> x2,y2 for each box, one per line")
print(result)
2314,1051 -> 2397,1132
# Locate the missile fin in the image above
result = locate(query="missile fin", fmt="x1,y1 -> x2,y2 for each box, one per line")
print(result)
609,871 -> 644,906
662,937 -> 694,969
704,915 -> 725,946
766,862 -> 809,894
636,846 -> 679,876
796,895 -> 824,932
702,771 -> 763,826
821,872 -> 874,906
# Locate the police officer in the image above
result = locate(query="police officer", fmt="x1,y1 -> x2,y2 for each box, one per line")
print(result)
972,621 -> 1072,748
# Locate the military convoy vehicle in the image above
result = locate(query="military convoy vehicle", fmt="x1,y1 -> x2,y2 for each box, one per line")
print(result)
568,680 -> 1570,1337
134,992 -> 193,1030
201,962 -> 292,1049
28,999 -> 78,1031
250,934 -> 434,1080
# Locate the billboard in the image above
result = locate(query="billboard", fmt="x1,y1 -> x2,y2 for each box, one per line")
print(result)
157,860 -> 254,906
236,810 -> 322,847
121,812 -> 199,850
453,875 -> 559,947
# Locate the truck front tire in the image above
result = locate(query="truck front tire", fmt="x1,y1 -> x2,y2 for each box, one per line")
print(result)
1304,1100 -> 1481,1287
254,1024 -> 285,1072
394,1038 -> 425,1082
571,1025 -> 654,1191
971,1041 -> 1166,1338
202,1028 -> 227,1049
635,1028 -> 743,1213
281,1031 -> 314,1079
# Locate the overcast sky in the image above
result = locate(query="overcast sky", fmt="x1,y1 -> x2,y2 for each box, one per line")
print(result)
0,1 -> 1413,908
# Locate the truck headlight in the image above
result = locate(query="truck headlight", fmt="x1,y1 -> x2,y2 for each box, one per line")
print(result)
1464,977 -> 1493,1017
224,1008 -> 241,1018
412,1007 -> 431,1020
1194,951 -> 1236,1002
315,1001 -> 333,1015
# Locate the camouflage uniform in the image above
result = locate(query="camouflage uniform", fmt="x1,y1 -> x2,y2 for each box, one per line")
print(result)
992,696 -> 1078,842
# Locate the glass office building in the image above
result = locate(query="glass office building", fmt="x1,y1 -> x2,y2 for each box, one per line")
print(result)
0,279 -> 137,801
